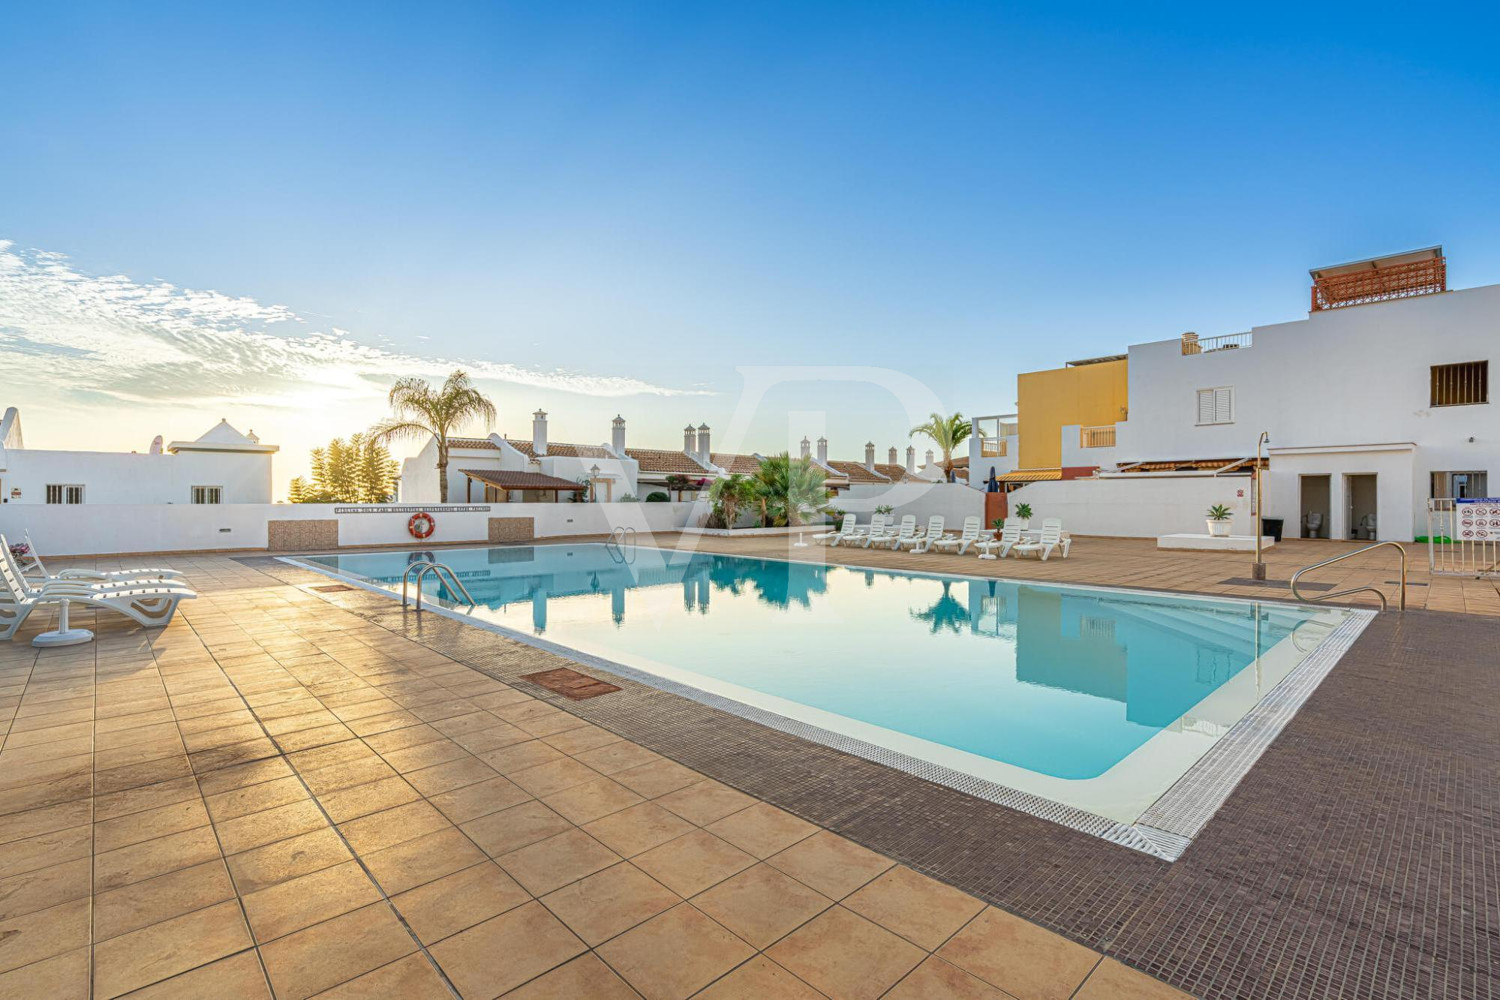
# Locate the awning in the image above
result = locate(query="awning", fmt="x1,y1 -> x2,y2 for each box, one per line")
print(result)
997,468 -> 1062,483
460,469 -> 586,491
1114,458 -> 1264,473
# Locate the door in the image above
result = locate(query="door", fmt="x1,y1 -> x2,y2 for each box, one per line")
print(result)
1346,474 -> 1378,540
1300,475 -> 1331,538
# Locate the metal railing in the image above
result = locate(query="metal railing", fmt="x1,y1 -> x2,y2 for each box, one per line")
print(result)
979,438 -> 1007,458
401,561 -> 476,612
1427,498 -> 1500,578
1078,425 -> 1116,449
1181,332 -> 1252,355
1290,541 -> 1407,611
605,526 -> 637,564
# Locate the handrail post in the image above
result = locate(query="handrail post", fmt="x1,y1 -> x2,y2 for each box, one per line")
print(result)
1290,540 -> 1406,612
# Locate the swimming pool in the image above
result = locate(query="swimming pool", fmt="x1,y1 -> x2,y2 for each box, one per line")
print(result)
294,542 -> 1369,856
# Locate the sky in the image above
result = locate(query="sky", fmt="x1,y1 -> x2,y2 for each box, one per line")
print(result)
2,2 -> 1498,498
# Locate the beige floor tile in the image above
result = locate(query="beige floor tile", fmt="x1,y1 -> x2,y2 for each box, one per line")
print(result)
0,800 -> 90,846
214,798 -> 329,855
611,757 -> 703,798
260,902 -> 417,1000
508,758 -> 605,798
94,798 -> 210,854
0,946 -> 90,1000
0,858 -> 91,922
765,831 -> 894,900
337,800 -> 448,855
0,825 -> 91,880
937,907 -> 1100,1000
570,741 -> 661,775
203,774 -> 309,822
539,862 -> 680,946
498,828 -> 621,895
582,802 -> 695,859
478,739 -> 566,774
93,776 -> 199,823
541,777 -> 644,825
768,906 -> 925,1000
706,803 -> 819,859
844,866 -> 986,950
361,826 -> 488,895
391,861 -> 531,944
1075,958 -> 1195,999
403,756 -> 501,796
539,723 -> 624,756
691,863 -> 834,949
632,829 -> 758,898
92,899 -> 252,998
427,774 -> 532,824
312,952 -> 451,999
884,956 -> 1013,1000
241,860 -> 383,943
381,738 -> 470,774
94,860 -> 237,941
694,954 -> 825,1000
316,775 -> 423,823
94,826 -> 223,892
462,800 -> 573,857
0,897 -> 90,975
499,952 -> 640,999
595,903 -> 754,1000
656,780 -> 757,826
227,827 -> 353,894
119,950 -> 271,1000
429,901 -> 586,999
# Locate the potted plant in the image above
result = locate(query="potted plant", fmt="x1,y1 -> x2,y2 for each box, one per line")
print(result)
990,517 -> 1005,539
1012,503 -> 1033,530
874,504 -> 893,516
1206,503 -> 1233,537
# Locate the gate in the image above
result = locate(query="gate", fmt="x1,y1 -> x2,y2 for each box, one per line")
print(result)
1427,498 -> 1500,577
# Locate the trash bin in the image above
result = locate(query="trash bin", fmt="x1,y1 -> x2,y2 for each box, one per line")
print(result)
1261,517 -> 1284,542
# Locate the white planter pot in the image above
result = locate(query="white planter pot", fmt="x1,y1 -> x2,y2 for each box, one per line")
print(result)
1206,519 -> 1231,537
1013,519 -> 1030,531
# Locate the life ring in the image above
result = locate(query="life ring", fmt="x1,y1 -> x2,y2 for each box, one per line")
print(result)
408,512 -> 436,540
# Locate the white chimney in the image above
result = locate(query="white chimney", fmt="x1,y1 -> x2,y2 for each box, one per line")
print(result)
684,424 -> 697,454
864,442 -> 876,471
888,446 -> 898,466
611,414 -> 626,453
532,410 -> 548,455
906,446 -> 916,473
149,435 -> 163,455
925,449 -> 935,467
800,436 -> 811,460
697,423 -> 711,458
816,436 -> 828,464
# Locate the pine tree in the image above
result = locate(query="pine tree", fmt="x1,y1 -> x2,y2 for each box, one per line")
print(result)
290,434 -> 399,503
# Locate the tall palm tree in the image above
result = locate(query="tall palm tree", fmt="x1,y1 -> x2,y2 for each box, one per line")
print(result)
909,411 -> 971,482
371,370 -> 496,503
752,453 -> 830,526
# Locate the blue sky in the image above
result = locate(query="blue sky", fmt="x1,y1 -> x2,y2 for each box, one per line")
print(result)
2,2 -> 1497,495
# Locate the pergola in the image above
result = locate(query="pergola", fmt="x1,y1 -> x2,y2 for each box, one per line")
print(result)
459,468 -> 587,502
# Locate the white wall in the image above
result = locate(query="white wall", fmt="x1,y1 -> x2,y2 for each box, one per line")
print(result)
1059,423 -> 1119,470
0,501 -> 700,557
838,481 -> 985,525
1116,283 -> 1500,536
1266,447 -> 1413,542
1006,474 -> 1258,538
0,449 -> 273,505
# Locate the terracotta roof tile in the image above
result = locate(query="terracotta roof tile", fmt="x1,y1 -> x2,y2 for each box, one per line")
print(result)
626,448 -> 714,476
446,436 -> 499,450
459,469 -> 587,491
505,438 -> 613,459
711,453 -> 765,476
824,460 -> 890,484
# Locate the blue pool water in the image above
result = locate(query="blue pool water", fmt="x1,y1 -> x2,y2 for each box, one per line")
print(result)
302,544 -> 1350,789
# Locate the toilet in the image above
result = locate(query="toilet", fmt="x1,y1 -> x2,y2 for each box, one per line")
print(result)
1359,513 -> 1377,540
1305,512 -> 1324,538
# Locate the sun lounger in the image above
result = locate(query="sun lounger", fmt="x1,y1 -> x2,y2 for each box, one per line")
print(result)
908,515 -> 946,553
1,539 -> 196,641
975,523 -> 1023,560
812,513 -> 855,546
1013,520 -> 1067,561
931,516 -> 982,555
19,531 -> 186,584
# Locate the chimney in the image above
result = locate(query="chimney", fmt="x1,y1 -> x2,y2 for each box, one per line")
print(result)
697,423 -> 711,459
888,446 -> 898,466
925,449 -> 935,467
905,446 -> 916,473
800,436 -> 811,460
684,425 -> 697,454
864,442 -> 876,472
816,436 -> 828,464
611,414 -> 626,453
532,410 -> 548,455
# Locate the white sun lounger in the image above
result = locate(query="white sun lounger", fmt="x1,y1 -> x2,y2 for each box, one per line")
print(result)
2,536 -> 194,601
1,542 -> 196,641
908,515 -> 946,553
975,523 -> 1023,560
19,531 -> 186,584
872,515 -> 916,549
861,514 -> 895,548
1013,519 -> 1068,561
812,513 -> 855,546
931,516 -> 982,555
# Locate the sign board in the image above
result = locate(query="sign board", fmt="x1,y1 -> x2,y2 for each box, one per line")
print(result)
1455,500 -> 1500,540
333,505 -> 492,515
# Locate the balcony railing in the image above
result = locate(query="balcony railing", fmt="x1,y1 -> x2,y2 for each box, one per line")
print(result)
980,438 -> 1008,458
1312,256 -> 1446,311
1181,332 -> 1252,355
1079,425 -> 1116,449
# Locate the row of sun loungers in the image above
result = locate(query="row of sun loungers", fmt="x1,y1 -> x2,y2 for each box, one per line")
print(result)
813,513 -> 1071,561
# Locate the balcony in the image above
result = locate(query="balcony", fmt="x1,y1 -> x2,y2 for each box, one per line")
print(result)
1181,332 -> 1252,355
1310,247 -> 1446,311
1079,425 -> 1116,449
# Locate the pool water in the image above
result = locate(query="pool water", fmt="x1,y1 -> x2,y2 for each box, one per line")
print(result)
300,543 -> 1355,825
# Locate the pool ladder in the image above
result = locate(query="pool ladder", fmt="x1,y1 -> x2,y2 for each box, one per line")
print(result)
401,561 -> 476,613
605,526 -> 637,564
1290,540 -> 1407,612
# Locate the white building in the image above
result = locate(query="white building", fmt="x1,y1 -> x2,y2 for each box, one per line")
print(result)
0,409 -> 279,505
1006,247 -> 1496,541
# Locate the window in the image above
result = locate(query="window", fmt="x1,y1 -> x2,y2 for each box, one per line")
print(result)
1196,387 -> 1234,425
1431,361 -> 1488,406
191,485 -> 223,505
974,416 -> 1003,457
45,484 -> 84,504
1431,471 -> 1489,500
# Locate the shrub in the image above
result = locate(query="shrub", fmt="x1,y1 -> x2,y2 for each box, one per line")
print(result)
645,491 -> 670,502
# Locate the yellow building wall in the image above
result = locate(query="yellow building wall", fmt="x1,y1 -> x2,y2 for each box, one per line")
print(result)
1016,359 -> 1128,469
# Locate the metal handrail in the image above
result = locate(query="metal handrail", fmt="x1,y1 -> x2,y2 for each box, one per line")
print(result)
1290,540 -> 1407,611
604,526 -> 637,564
401,561 -> 475,612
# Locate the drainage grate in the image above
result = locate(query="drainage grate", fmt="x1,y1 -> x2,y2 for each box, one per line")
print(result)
310,584 -> 355,593
1218,577 -> 1335,591
521,667 -> 621,700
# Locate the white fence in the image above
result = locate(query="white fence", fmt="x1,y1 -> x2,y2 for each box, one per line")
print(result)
0,501 -> 701,557
1427,498 -> 1500,577
838,482 -> 984,525
1006,474 -> 1258,538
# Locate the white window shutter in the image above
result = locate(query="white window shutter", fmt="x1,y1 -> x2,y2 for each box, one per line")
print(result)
1197,389 -> 1214,424
1214,387 -> 1233,423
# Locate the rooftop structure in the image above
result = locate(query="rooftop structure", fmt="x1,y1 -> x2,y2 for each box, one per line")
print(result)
1309,245 -> 1446,312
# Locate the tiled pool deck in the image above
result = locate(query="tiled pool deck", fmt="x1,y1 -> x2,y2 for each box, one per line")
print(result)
0,537 -> 1495,999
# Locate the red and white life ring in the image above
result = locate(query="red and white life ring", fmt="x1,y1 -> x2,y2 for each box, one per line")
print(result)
408,512 -> 436,539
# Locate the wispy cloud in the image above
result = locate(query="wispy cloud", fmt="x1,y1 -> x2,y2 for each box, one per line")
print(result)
0,240 -> 705,409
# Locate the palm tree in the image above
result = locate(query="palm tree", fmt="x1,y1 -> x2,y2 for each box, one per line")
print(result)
752,453 -> 831,526
909,411 -> 971,482
371,370 -> 496,503
707,473 -> 755,529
